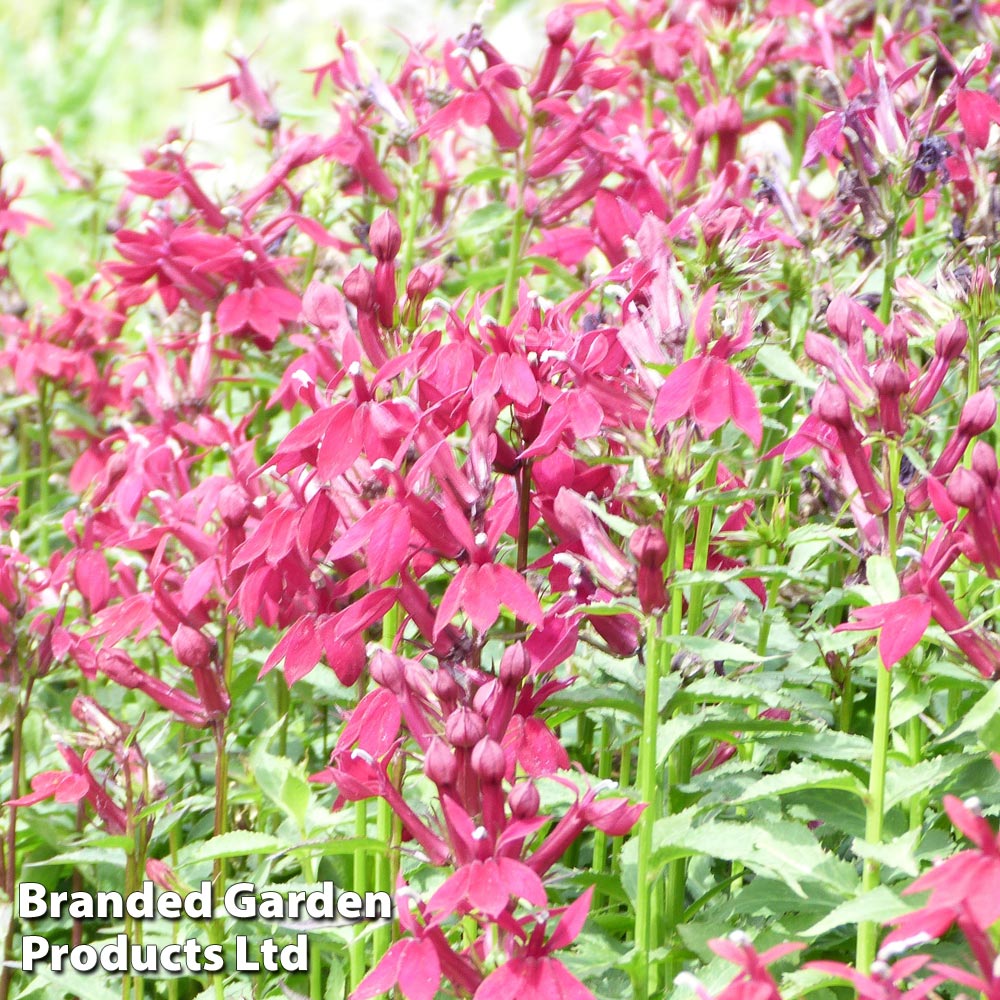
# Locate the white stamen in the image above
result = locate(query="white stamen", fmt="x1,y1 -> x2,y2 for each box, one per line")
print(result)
540,350 -> 567,362
870,961 -> 891,978
877,933 -> 931,962
348,361 -> 363,377
474,532 -> 488,547
728,930 -> 751,947
242,250 -> 257,263
372,458 -> 397,472
472,826 -> 488,841
964,796 -> 983,815
350,748 -> 375,765
292,370 -> 314,389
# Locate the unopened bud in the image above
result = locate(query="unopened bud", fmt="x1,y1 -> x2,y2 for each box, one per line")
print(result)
935,318 -> 968,361
172,625 -> 213,671
959,389 -> 997,436
370,649 -> 405,693
973,441 -> 999,488
947,467 -> 987,509
509,780 -> 540,818
369,211 -> 402,263
342,265 -> 376,311
471,737 -> 506,783
424,737 -> 457,786
445,707 -> 486,748
544,7 -> 574,45
499,643 -> 530,685
218,484 -> 253,528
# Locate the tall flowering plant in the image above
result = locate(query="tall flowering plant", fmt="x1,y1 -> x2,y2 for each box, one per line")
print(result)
3,1 -> 1000,999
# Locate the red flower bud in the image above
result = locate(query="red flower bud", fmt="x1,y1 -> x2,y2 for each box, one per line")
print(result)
445,707 -> 486,748
370,649 -> 405,693
432,668 -> 462,703
873,360 -> 909,436
973,441 -> 999,489
471,737 -> 506,784
947,467 -> 987,509
826,294 -> 863,345
369,211 -> 402,263
499,643 -> 531,685
509,780 -> 540,819
424,737 -> 457,787
218,484 -> 253,528
172,625 -> 213,671
935,319 -> 968,361
959,389 -> 997,437
545,8 -> 574,45
815,382 -> 853,429
629,525 -> 669,613
342,265 -> 376,312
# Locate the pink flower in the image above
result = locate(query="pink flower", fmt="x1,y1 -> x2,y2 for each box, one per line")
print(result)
653,287 -> 761,446
834,595 -> 932,669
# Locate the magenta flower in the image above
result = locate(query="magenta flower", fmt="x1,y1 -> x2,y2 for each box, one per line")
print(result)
834,595 -> 932,669
653,286 -> 762,446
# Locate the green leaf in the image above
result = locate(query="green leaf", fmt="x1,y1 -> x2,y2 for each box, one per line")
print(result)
734,761 -> 866,804
803,885 -> 911,938
189,832 -> 282,862
850,830 -> 921,877
866,555 -> 899,603
756,345 -> 815,389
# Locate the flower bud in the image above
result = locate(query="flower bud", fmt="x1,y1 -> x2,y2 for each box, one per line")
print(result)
815,382 -> 854,429
445,707 -> 486,748
959,389 -> 997,437
935,318 -> 968,361
370,649 -> 405,693
973,441 -> 999,488
471,737 -> 506,784
218,483 -> 253,528
499,643 -> 531,685
716,96 -> 742,134
826,294 -> 862,345
545,7 -> 574,45
947,467 -> 988,509
405,264 -> 442,302
432,668 -> 461,702
172,624 -> 213,671
145,859 -> 182,893
423,737 -> 457,787
369,211 -> 402,263
342,265 -> 376,312
509,780 -> 540,818
629,524 -> 669,613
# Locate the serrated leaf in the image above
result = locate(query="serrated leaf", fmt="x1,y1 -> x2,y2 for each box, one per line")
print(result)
803,885 -> 910,937
734,761 -> 866,804
850,829 -> 921,877
190,832 -> 282,861
661,636 -> 763,664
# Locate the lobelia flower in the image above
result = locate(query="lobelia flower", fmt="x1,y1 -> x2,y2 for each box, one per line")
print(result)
472,887 -> 597,1000
652,286 -> 762,447
192,49 -> 280,131
834,595 -> 932,669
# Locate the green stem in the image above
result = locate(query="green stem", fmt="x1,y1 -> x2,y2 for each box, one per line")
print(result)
399,138 -> 430,288
349,802 -> 369,990
857,658 -> 892,972
372,598 -> 401,964
632,617 -> 663,1000
857,440 -> 902,971
498,120 -> 535,326
299,852 -> 324,1000
38,382 -> 51,562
